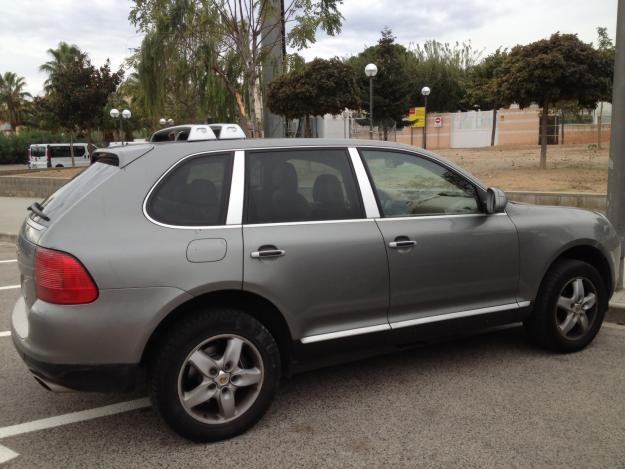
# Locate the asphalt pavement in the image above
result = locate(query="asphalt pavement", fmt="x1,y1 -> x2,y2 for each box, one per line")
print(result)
0,240 -> 624,467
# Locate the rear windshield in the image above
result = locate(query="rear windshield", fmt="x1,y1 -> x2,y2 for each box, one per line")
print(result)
49,146 -> 86,157
30,146 -> 45,157
30,162 -> 118,225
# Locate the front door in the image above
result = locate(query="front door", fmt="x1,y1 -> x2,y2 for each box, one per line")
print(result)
242,148 -> 389,342
358,148 -> 519,328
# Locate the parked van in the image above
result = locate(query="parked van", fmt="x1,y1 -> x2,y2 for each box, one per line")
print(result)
28,143 -> 91,169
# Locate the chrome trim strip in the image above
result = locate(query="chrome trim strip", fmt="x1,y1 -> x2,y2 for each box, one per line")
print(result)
26,218 -> 46,231
226,150 -> 245,225
390,302 -> 524,329
348,147 -> 380,218
300,323 -> 391,344
143,149 -> 242,230
377,213 -> 507,222
244,218 -> 373,229
517,300 -> 531,308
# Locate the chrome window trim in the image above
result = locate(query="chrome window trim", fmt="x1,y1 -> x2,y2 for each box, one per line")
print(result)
376,212 -> 507,222
300,323 -> 391,344
348,147 -> 380,218
243,218 -> 375,229
299,301 -> 531,343
390,302 -> 527,330
143,149 -> 239,230
226,150 -> 245,225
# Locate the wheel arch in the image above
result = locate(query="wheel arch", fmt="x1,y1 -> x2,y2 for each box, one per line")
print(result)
141,289 -> 294,375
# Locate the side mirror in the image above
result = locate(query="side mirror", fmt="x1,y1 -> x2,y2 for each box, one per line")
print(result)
486,187 -> 508,214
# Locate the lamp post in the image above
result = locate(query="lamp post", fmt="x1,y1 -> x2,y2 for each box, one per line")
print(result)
159,118 -> 167,126
421,86 -> 430,149
110,108 -> 131,144
365,63 -> 378,140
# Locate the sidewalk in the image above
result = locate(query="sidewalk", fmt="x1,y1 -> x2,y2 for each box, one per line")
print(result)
0,196 -> 40,242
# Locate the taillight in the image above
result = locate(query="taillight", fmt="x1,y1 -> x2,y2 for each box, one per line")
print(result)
35,247 -> 98,304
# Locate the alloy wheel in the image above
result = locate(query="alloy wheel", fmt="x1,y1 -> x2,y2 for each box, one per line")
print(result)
555,277 -> 598,340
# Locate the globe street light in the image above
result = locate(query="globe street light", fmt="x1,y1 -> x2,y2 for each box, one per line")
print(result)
110,108 -> 131,144
421,86 -> 431,149
167,118 -> 174,126
159,118 -> 167,126
365,63 -> 378,140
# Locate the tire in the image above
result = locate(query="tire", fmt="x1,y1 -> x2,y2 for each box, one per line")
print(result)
149,308 -> 281,442
55,164 -> 63,168
525,259 -> 607,353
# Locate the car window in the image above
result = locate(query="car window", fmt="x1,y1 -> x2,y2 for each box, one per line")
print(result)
245,149 -> 363,224
360,149 -> 480,217
147,153 -> 233,226
48,146 -> 86,157
31,146 -> 45,157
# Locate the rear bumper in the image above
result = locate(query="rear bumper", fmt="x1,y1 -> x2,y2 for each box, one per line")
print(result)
12,336 -> 140,392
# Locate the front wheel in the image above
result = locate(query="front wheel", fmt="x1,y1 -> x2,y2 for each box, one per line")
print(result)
149,309 -> 281,441
525,259 -> 607,352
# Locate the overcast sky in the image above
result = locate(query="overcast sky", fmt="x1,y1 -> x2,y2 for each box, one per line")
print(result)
0,0 -> 617,96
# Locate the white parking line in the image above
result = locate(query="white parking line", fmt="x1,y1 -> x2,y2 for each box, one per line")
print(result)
0,331 -> 10,338
0,260 -> 17,264
0,398 -> 151,462
0,285 -> 20,291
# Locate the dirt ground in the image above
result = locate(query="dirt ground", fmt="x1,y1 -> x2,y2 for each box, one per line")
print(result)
11,143 -> 610,193
438,144 -> 608,193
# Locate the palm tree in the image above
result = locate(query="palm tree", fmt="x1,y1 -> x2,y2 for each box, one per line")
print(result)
0,72 -> 31,130
40,41 -> 84,90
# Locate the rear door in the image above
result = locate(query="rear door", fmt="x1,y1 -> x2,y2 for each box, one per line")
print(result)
358,148 -> 520,329
242,147 -> 389,342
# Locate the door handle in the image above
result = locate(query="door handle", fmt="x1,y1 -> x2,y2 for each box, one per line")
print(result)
250,249 -> 286,259
388,240 -> 417,249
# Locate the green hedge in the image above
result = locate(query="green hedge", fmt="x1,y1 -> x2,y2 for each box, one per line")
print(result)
0,130 -> 74,164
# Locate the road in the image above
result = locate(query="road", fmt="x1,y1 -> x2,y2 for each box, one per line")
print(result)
0,240 -> 624,467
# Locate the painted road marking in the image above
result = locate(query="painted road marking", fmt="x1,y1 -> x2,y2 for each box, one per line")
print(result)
0,285 -> 20,291
0,444 -> 19,464
0,260 -> 17,264
0,398 -> 151,439
0,398 -> 151,462
0,331 -> 10,338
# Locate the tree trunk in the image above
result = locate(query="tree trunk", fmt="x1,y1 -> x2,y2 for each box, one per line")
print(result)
213,65 -> 251,137
597,101 -> 603,150
383,126 -> 388,141
540,102 -> 549,169
490,106 -> 498,146
69,132 -> 76,168
561,110 -> 565,145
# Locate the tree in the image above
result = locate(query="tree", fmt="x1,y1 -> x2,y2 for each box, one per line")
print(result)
267,57 -> 360,137
129,0 -> 344,136
500,33 -> 606,169
0,72 -> 32,130
595,27 -> 615,149
39,42 -> 84,91
349,28 -> 414,140
465,49 -> 508,146
45,54 -> 123,164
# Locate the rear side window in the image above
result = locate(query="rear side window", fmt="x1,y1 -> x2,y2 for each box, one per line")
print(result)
49,146 -> 86,157
31,146 -> 45,157
147,153 -> 233,226
245,148 -> 363,224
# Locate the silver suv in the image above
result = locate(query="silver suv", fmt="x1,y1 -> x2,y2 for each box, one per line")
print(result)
12,139 -> 619,441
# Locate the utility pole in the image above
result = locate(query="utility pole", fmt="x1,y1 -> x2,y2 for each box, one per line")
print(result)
607,0 -> 625,289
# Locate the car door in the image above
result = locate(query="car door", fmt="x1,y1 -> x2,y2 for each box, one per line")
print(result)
242,147 -> 389,342
358,147 -> 520,329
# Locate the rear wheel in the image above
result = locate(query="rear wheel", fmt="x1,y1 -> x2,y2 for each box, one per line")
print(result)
149,309 -> 281,441
525,259 -> 607,352
55,164 -> 63,168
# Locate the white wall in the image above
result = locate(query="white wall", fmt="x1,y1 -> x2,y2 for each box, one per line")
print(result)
450,110 -> 497,148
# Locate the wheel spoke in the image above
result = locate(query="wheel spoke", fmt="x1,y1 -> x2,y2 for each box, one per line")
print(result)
559,312 -> 578,335
572,279 -> 585,302
582,293 -> 596,310
183,383 -> 216,408
232,367 -> 262,387
188,350 -> 218,377
217,389 -> 235,419
221,338 -> 244,369
578,313 -> 590,332
557,295 -> 574,311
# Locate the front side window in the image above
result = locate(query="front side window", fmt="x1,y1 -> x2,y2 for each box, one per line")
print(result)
147,153 -> 232,226
360,149 -> 480,217
245,149 -> 363,224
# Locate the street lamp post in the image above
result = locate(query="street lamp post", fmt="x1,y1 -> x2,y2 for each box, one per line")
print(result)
365,63 -> 378,140
421,86 -> 431,149
110,108 -> 131,144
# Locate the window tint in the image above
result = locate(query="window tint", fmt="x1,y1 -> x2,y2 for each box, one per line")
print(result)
49,146 -> 86,157
147,153 -> 232,226
246,149 -> 363,224
361,149 -> 480,217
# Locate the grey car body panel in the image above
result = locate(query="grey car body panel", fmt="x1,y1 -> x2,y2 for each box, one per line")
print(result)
11,138 -> 620,375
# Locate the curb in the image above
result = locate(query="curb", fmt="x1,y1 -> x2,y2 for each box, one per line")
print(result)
607,303 -> 625,325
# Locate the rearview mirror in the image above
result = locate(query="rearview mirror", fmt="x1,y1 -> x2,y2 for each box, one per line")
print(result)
486,187 -> 508,214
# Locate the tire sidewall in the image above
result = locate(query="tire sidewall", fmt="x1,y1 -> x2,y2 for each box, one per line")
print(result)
151,309 -> 281,442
